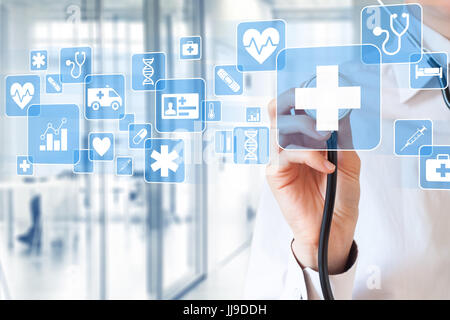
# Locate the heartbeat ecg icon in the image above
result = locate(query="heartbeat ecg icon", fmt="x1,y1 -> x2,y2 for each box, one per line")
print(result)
10,82 -> 35,109
142,57 -> 154,86
242,27 -> 280,64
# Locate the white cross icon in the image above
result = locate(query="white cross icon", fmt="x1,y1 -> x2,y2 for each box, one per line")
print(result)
19,159 -> 31,173
295,65 -> 361,131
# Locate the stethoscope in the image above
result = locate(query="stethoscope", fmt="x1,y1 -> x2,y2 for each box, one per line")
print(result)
65,50 -> 86,79
373,12 -> 410,56
298,74 -> 352,300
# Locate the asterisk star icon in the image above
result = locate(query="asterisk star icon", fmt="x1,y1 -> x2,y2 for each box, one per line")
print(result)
151,145 -> 179,177
32,52 -> 46,69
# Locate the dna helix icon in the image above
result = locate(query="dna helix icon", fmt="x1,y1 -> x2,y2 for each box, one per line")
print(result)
244,129 -> 258,161
142,57 -> 155,86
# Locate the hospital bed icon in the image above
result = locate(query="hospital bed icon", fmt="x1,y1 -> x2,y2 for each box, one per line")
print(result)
415,64 -> 443,79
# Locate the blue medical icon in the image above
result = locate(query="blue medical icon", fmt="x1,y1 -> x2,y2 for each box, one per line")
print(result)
145,139 -> 185,183
129,123 -> 151,149
394,120 -> 432,156
46,74 -> 62,94
204,101 -> 221,122
60,47 -> 92,83
420,145 -> 450,190
233,126 -> 269,164
73,150 -> 94,174
17,156 -> 33,176
361,4 -> 422,64
30,50 -> 48,71
132,52 -> 166,91
237,20 -> 285,72
246,107 -> 261,122
180,36 -> 201,60
5,75 -> 40,117
155,78 -> 205,133
119,114 -> 135,131
116,157 -> 133,176
214,65 -> 243,96
28,104 -> 79,164
85,74 -> 125,119
89,133 -> 114,161
410,52 -> 448,89
277,45 -> 381,150
215,130 -> 233,154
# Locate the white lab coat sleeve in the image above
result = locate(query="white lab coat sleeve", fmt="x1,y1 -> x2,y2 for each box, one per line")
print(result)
300,241 -> 358,300
245,182 -> 358,300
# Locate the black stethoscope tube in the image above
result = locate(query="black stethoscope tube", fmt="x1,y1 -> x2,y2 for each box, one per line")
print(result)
318,131 -> 338,300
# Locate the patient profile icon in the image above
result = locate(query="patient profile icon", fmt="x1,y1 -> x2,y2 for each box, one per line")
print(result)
165,102 -> 177,116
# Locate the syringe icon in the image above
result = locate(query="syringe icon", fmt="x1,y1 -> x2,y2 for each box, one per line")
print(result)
400,125 -> 427,151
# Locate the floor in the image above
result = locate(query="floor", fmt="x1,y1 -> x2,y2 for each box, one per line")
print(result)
182,245 -> 250,300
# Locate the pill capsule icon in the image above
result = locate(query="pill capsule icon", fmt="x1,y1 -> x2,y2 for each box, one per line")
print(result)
133,128 -> 148,145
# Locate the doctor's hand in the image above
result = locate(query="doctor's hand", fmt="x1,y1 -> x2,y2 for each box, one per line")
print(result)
266,98 -> 361,275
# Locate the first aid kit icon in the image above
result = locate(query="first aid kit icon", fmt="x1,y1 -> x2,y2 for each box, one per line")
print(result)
420,145 -> 450,189
426,154 -> 450,182
180,36 -> 201,60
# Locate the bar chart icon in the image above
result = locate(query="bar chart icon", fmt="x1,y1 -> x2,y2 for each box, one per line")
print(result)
28,104 -> 79,164
39,118 -> 68,152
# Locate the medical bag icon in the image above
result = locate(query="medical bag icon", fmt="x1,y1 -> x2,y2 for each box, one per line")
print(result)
426,154 -> 450,182
182,41 -> 198,56
420,145 -> 450,190
180,36 -> 201,60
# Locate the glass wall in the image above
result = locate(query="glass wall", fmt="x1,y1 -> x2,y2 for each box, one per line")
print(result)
0,0 -> 366,300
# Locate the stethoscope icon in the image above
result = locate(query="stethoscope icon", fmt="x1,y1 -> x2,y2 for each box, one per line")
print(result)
373,12 -> 410,56
65,51 -> 86,79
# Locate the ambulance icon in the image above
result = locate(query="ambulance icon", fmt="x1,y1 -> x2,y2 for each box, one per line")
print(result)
87,85 -> 122,111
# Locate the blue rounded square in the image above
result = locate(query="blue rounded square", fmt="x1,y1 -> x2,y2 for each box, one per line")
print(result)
410,52 -> 448,89
276,45 -> 381,151
46,74 -> 62,94
237,20 -> 285,72
116,157 -> 133,176
129,123 -> 152,149
89,133 -> 114,161
60,47 -> 92,83
6,75 -> 40,117
180,36 -> 201,60
204,101 -> 221,122
30,50 -> 48,71
28,104 -> 80,164
85,74 -> 125,119
361,4 -> 422,64
155,78 -> 205,132
73,150 -> 94,174
394,119 -> 432,156
214,65 -> 243,96
420,145 -> 450,189
132,52 -> 166,90
233,126 -> 269,164
145,139 -> 185,183
17,156 -> 33,176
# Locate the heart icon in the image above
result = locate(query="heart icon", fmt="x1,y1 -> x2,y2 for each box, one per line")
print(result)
92,137 -> 111,157
242,27 -> 280,64
10,82 -> 35,109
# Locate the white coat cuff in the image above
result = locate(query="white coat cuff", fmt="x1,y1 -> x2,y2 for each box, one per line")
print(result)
303,241 -> 358,300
